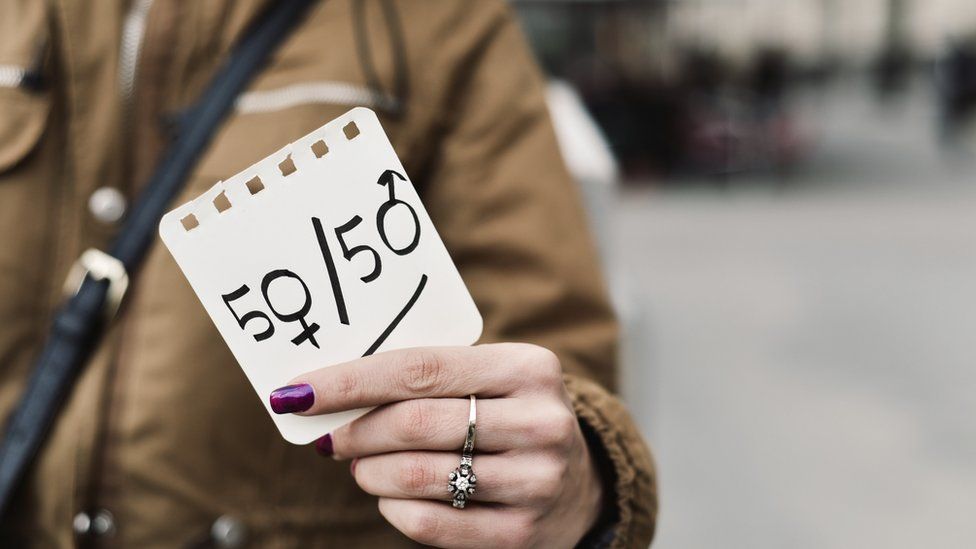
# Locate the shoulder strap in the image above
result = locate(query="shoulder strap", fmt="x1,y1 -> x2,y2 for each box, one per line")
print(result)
0,0 -> 319,516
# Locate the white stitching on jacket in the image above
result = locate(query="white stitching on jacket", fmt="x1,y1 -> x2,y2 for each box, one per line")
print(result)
235,81 -> 399,114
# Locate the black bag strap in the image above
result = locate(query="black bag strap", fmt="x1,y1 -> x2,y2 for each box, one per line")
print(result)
0,0 -> 318,516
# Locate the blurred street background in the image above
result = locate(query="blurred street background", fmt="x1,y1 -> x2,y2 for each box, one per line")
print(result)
513,1 -> 976,547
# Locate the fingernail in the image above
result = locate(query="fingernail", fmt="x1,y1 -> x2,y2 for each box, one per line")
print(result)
315,434 -> 334,457
269,383 -> 314,414
350,458 -> 358,475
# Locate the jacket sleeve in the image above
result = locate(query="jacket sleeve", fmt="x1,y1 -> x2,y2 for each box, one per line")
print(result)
415,2 -> 657,546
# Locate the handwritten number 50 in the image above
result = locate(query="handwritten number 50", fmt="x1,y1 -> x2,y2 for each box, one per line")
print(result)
333,169 -> 421,282
221,270 -> 320,348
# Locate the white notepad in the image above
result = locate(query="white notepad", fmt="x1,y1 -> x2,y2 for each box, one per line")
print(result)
159,108 -> 483,444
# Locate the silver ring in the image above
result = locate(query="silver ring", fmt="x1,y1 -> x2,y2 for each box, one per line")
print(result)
448,395 -> 477,509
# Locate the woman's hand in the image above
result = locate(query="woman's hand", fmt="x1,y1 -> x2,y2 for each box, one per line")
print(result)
270,343 -> 605,548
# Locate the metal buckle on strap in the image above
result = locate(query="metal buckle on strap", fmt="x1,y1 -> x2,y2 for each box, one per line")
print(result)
62,249 -> 129,319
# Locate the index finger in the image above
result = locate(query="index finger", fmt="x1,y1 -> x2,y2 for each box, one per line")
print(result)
275,343 -> 555,416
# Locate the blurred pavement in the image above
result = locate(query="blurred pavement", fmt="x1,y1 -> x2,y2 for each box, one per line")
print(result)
617,80 -> 976,548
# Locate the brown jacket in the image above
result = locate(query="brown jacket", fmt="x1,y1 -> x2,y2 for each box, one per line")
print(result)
0,0 -> 657,547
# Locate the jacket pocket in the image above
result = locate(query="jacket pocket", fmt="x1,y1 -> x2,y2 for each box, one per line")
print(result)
0,83 -> 49,173
0,0 -> 50,173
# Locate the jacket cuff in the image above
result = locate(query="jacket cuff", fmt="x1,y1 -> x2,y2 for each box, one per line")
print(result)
564,374 -> 658,548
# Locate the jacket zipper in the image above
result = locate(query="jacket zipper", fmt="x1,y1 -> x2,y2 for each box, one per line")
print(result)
118,0 -> 154,124
77,0 -> 156,540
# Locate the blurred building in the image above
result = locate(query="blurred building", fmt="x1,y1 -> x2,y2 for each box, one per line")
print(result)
514,0 -> 976,178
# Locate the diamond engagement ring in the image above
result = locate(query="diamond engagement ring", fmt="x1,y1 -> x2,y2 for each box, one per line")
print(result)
448,395 -> 477,509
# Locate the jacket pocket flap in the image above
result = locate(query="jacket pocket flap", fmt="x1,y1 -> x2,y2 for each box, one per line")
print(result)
0,85 -> 49,172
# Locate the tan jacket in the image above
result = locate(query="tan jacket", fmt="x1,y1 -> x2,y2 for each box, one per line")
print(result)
0,1 -> 657,546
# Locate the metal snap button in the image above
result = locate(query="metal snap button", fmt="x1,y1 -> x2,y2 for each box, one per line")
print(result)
91,509 -> 116,536
211,515 -> 247,548
88,187 -> 127,224
72,512 -> 91,535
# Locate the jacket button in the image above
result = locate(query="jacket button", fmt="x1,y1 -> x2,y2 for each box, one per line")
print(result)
72,512 -> 91,535
88,187 -> 127,223
211,515 -> 247,548
72,509 -> 115,537
91,509 -> 116,536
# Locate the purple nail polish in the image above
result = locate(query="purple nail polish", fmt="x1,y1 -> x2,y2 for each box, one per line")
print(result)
315,434 -> 334,457
269,383 -> 314,414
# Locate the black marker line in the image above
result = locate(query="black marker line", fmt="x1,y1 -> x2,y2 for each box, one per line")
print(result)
312,216 -> 349,325
362,273 -> 428,357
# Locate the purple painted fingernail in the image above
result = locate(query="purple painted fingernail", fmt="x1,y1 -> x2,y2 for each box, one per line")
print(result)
269,384 -> 314,414
315,434 -> 334,457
